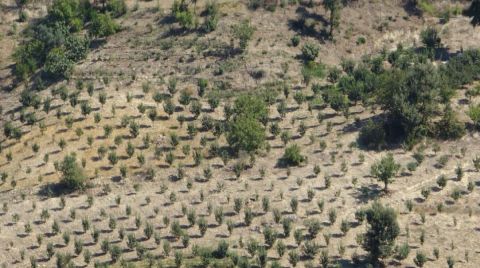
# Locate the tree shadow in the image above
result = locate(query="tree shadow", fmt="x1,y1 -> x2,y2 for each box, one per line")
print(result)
402,1 -> 423,17
287,6 -> 330,41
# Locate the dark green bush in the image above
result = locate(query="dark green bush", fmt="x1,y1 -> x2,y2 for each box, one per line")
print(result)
358,120 -> 386,150
291,35 -> 300,47
20,90 -> 41,107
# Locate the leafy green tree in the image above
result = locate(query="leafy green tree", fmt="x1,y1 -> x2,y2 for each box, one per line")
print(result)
227,94 -> 268,152
370,154 -> 400,192
377,63 -> 441,146
227,116 -> 265,154
233,94 -> 268,124
47,0 -> 82,28
363,202 -> 400,264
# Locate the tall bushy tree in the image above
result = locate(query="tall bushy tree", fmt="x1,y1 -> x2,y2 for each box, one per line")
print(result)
227,94 -> 268,154
227,116 -> 265,154
363,202 -> 400,264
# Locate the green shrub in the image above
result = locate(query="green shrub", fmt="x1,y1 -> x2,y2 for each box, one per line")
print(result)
291,35 -> 300,47
89,13 -> 118,37
396,243 -> 410,260
47,0 -> 82,28
214,240 -> 229,258
302,240 -> 320,259
468,104 -> 480,129
64,34 -> 89,61
13,40 -> 44,79
44,47 -> 73,79
19,9 -> 28,22
59,154 -> 86,190
356,36 -> 366,45
301,61 -> 325,84
4,121 -> 22,139
202,2 -> 218,32
175,9 -> 196,29
414,251 -> 427,267
301,43 -> 319,62
106,0 -> 127,17
282,144 -> 305,166
231,20 -> 255,52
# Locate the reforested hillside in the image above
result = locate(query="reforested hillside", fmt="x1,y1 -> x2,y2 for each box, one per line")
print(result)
1,0 -> 480,267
